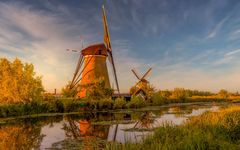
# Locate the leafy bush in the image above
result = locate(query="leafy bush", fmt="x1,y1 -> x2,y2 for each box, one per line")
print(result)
61,82 -> 77,98
171,88 -> 188,102
61,98 -> 85,112
218,89 -> 229,99
113,98 -> 127,109
126,96 -> 146,108
47,99 -> 64,113
84,99 -> 98,110
84,78 -> 113,100
151,92 -> 167,105
98,98 -> 113,110
0,98 -> 87,117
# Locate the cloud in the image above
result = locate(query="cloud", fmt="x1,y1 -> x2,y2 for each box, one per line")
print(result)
0,1 -> 96,91
206,15 -> 229,39
228,29 -> 240,41
225,48 -> 240,56
1,0 -> 240,93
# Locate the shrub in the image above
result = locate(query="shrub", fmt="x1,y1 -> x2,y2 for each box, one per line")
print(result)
98,98 -> 113,110
171,88 -> 188,102
151,92 -> 167,105
62,98 -> 85,112
47,99 -> 64,113
113,98 -> 126,109
218,89 -> 229,99
127,96 -> 146,108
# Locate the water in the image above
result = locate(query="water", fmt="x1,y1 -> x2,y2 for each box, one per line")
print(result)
0,102 -> 236,149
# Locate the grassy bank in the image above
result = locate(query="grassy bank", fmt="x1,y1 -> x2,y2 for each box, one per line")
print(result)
0,98 -> 86,118
0,96 -> 237,118
106,106 -> 240,150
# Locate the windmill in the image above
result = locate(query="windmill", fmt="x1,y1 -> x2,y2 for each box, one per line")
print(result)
130,68 -> 152,99
69,5 -> 120,98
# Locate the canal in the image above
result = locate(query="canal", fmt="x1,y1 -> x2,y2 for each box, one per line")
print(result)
0,102 -> 238,149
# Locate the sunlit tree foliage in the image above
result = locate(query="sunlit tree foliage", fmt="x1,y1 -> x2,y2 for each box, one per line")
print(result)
218,89 -> 229,98
0,58 -> 44,103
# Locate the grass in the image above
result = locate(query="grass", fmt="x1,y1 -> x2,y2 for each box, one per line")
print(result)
106,106 -> 240,150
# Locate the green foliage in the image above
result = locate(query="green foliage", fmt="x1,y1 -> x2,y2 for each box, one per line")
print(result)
127,96 -> 146,108
151,92 -> 167,105
113,97 -> 127,109
84,79 -> 113,100
221,112 -> 240,141
0,58 -> 44,104
61,98 -> 85,112
98,98 -> 113,110
0,98 -> 86,117
61,82 -> 77,98
85,99 -> 98,110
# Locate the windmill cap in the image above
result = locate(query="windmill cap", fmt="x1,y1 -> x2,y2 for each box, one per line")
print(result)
81,43 -> 108,56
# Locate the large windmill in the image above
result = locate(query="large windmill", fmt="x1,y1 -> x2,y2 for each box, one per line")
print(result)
130,68 -> 152,99
69,5 -> 119,98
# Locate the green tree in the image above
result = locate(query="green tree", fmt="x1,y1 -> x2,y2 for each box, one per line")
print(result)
61,82 -> 77,97
84,78 -> 113,100
0,58 -> 44,103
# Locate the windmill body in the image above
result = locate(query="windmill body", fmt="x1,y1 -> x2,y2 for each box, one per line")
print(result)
77,43 -> 111,97
130,68 -> 152,100
69,5 -> 120,98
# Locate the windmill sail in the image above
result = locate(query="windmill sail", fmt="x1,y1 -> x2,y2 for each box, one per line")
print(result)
102,5 -> 111,50
102,5 -> 120,94
141,68 -> 152,80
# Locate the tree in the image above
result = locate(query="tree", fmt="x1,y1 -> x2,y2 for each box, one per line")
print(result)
172,88 -> 188,102
0,58 -> 44,103
218,89 -> 228,98
61,82 -> 77,97
159,90 -> 171,98
84,78 -> 113,100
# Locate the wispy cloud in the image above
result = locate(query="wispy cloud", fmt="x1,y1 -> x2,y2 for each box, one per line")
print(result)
0,1 -> 97,91
225,48 -> 240,56
1,0 -> 240,93
206,15 -> 230,39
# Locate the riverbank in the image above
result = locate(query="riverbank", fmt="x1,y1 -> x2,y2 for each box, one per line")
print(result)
106,106 -> 240,150
0,97 -> 237,118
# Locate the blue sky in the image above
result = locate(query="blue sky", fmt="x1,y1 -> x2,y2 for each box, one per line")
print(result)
1,0 -> 240,93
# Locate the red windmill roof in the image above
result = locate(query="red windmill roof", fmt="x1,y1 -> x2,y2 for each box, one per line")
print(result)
81,43 -> 108,56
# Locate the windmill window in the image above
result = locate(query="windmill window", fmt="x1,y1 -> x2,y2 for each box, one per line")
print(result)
98,50 -> 102,55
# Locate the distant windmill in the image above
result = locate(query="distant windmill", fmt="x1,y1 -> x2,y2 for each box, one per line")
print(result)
69,5 -> 120,97
130,68 -> 152,99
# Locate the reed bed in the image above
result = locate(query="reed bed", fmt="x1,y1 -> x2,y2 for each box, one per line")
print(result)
106,106 -> 240,150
